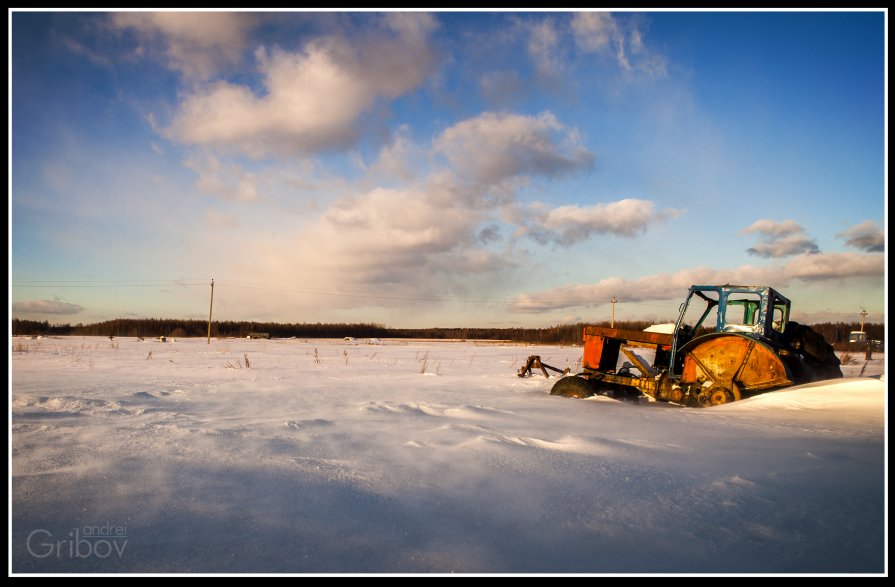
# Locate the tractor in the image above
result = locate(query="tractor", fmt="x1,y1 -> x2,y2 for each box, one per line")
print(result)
519,285 -> 842,407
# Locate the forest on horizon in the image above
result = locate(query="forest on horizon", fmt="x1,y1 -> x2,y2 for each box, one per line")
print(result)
12,317 -> 884,350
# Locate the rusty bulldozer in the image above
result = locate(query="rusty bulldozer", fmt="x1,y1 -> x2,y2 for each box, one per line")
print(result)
519,285 -> 842,407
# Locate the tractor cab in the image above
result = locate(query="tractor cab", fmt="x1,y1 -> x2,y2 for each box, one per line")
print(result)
671,285 -> 792,372
675,285 -> 790,337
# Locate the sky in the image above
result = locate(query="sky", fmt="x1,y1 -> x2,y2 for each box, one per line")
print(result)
9,9 -> 887,328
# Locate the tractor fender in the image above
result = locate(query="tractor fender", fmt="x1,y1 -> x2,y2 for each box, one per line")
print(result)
677,332 -> 794,393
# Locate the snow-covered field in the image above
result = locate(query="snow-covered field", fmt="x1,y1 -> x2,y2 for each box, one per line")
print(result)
10,336 -> 886,574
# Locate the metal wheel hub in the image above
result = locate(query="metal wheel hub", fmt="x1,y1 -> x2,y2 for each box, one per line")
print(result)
700,381 -> 742,407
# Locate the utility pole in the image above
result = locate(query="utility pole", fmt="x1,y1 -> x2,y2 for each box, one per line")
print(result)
207,278 -> 214,344
610,297 -> 617,328
859,308 -> 871,360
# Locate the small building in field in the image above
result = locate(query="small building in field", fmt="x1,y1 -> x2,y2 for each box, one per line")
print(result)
247,332 -> 270,339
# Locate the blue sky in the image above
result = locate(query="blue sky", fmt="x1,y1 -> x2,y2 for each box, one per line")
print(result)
10,10 -> 886,328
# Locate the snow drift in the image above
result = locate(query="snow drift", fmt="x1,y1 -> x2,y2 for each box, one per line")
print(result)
11,337 -> 885,573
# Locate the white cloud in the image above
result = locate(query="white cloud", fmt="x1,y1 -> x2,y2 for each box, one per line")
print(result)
433,111 -> 594,185
166,14 -> 438,157
173,108 -> 603,307
364,125 -> 424,182
184,152 -> 259,201
223,108 -> 606,298
170,99 -> 682,314
742,219 -> 806,238
13,299 -> 85,315
325,187 -> 474,256
571,12 -> 617,54
785,251 -> 883,281
110,12 -> 257,80
522,198 -> 681,246
241,180 -> 511,304
508,251 -> 884,313
191,106 -> 672,309
571,12 -> 668,77
747,234 -> 820,258
837,220 -> 884,252
742,219 -> 819,258
526,18 -> 563,80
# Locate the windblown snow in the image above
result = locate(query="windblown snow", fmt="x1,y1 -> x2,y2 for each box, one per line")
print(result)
10,337 -> 886,573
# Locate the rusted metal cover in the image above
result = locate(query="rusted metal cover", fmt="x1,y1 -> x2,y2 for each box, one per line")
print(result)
582,333 -> 607,371
583,326 -> 673,371
679,333 -> 793,392
583,326 -> 673,347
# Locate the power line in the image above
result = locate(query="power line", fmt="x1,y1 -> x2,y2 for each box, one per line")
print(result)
12,284 -> 208,288
12,279 -> 209,283
12,279 -> 210,288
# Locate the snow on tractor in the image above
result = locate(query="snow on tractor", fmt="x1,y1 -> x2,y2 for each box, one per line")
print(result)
518,285 -> 842,407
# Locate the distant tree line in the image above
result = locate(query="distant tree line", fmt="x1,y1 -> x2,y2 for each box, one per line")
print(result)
12,318 -> 389,340
806,322 -> 885,351
11,318 -> 641,344
11,319 -> 75,336
11,317 -> 884,348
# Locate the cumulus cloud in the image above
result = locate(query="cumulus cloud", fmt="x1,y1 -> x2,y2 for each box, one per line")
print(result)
742,219 -> 819,258
837,220 -> 884,252
746,235 -> 820,258
184,152 -> 259,201
221,104 -> 686,309
166,13 -> 438,157
433,111 -> 594,185
179,107 -> 604,305
571,12 -> 668,77
508,251 -> 884,313
13,299 -> 85,315
238,108 -> 605,297
363,125 -> 424,182
326,187 -> 475,257
509,270 -> 736,313
321,181 -> 511,280
521,198 -> 681,246
742,219 -> 806,238
110,12 -> 257,80
784,251 -> 884,281
248,179 -> 510,302
174,99 -> 665,310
